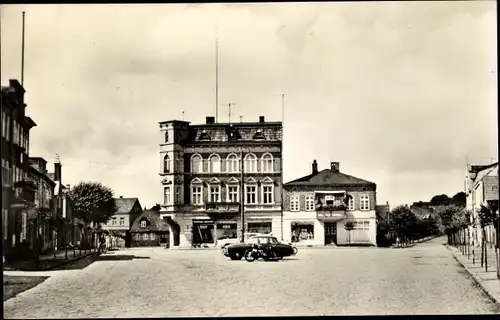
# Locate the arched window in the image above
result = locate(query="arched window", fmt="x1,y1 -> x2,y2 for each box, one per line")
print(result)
191,154 -> 202,173
164,131 -> 169,143
163,154 -> 170,173
209,154 -> 221,173
261,153 -> 274,173
226,154 -> 239,173
244,153 -> 257,173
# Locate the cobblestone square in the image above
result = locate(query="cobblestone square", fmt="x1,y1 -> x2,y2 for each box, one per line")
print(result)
3,238 -> 500,318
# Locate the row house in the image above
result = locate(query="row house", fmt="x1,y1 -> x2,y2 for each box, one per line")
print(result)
465,162 -> 498,247
158,115 -> 283,248
283,160 -> 377,246
1,80 -> 37,259
101,196 -> 143,248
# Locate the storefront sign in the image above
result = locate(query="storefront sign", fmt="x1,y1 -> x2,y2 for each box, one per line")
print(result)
193,220 -> 214,225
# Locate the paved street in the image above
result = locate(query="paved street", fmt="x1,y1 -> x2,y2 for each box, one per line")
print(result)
3,237 -> 500,317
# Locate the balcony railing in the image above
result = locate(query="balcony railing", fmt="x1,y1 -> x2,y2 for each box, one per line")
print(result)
316,203 -> 347,211
316,203 -> 346,220
205,202 -> 241,213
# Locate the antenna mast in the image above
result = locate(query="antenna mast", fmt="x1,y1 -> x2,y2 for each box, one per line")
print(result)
21,11 -> 26,86
215,25 -> 219,123
228,102 -> 236,124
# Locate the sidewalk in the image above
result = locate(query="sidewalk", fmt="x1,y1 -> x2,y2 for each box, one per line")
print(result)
447,244 -> 500,305
3,249 -> 100,271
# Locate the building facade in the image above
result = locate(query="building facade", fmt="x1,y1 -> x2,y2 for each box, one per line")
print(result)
130,210 -> 169,247
465,162 -> 498,247
158,116 -> 282,248
1,79 -> 37,258
283,160 -> 377,246
101,196 -> 143,248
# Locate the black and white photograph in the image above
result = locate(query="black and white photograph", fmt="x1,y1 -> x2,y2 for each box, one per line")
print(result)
1,1 -> 498,317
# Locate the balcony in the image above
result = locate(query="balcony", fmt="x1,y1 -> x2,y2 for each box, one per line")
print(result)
316,203 -> 346,220
205,202 -> 240,213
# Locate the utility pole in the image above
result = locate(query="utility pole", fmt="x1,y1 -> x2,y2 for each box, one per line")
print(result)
240,148 -> 245,243
280,93 -> 286,241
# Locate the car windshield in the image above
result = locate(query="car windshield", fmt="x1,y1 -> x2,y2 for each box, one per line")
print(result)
257,237 -> 279,244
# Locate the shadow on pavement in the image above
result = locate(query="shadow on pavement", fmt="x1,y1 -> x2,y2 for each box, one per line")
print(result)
94,255 -> 150,261
43,254 -> 150,271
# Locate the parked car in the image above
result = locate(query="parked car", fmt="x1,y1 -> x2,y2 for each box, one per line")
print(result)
219,233 -> 269,250
224,235 -> 298,260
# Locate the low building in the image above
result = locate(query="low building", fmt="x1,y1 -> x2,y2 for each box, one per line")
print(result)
101,196 -> 142,248
283,160 -> 377,246
130,211 -> 170,247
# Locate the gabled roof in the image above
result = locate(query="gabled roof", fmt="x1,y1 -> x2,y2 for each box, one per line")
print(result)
115,197 -> 140,214
130,210 -> 169,233
285,169 -> 375,187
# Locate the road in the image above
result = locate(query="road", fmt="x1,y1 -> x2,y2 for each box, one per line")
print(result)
3,237 -> 500,317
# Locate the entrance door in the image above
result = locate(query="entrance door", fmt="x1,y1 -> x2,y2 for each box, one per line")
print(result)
324,222 -> 337,245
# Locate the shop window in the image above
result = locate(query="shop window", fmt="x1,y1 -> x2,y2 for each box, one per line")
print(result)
216,223 -> 237,240
192,223 -> 215,244
247,222 -> 271,234
291,222 -> 314,243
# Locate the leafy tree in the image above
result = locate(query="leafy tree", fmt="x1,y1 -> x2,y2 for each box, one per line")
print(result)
344,221 -> 354,247
435,204 -> 469,245
150,203 -> 161,211
69,182 -> 118,224
450,192 -> 466,208
389,205 -> 418,247
430,194 -> 451,206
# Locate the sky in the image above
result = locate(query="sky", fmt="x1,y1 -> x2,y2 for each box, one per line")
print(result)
1,2 -> 497,209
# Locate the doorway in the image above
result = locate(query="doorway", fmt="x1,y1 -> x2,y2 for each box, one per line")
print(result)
324,222 -> 337,245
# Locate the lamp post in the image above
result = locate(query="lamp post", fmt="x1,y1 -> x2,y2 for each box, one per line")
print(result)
239,148 -> 245,243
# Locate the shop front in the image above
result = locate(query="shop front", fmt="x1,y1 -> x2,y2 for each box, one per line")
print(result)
291,221 -> 316,245
192,220 -> 215,244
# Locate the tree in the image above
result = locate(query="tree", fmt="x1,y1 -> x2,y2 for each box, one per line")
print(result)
150,204 -> 161,211
451,192 -> 466,208
435,204 -> 468,245
478,202 -> 499,272
430,194 -> 451,206
344,221 -> 354,247
69,182 -> 118,250
389,205 -> 418,247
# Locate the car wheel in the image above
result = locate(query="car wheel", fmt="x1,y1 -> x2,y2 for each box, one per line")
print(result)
229,254 -> 239,260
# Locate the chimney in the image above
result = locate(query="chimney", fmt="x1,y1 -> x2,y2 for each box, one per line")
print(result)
54,162 -> 62,181
206,116 -> 215,124
259,116 -> 265,123
330,162 -> 339,172
312,160 -> 318,174
119,195 -> 123,199
66,184 -> 71,190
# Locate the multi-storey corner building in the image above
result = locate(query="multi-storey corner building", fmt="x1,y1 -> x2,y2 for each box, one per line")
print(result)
282,160 -> 377,246
465,162 -> 498,247
158,116 -> 282,248
1,79 -> 37,258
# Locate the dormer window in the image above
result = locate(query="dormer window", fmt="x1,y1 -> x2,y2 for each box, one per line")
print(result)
227,126 -> 242,140
199,129 -> 211,141
253,129 -> 265,140
141,220 -> 147,228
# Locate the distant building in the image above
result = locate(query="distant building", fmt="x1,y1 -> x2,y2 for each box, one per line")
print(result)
101,196 -> 142,247
1,79 -> 37,258
376,202 -> 390,222
409,202 -> 435,220
283,160 -> 377,246
158,115 -> 283,248
130,211 -> 170,247
465,162 -> 498,247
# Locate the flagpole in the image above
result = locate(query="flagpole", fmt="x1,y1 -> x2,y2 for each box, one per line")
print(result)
21,11 -> 26,86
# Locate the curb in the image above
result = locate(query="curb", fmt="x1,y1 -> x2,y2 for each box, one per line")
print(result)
3,252 -> 101,272
447,245 -> 500,306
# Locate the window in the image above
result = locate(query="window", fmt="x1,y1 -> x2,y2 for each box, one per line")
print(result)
150,233 -> 156,240
247,222 -> 271,234
209,185 -> 220,203
141,220 -> 147,228
360,195 -> 370,211
228,186 -> 238,202
175,187 -> 180,204
191,154 -> 202,173
135,233 -> 140,241
164,131 -> 169,143
347,196 -> 355,211
120,217 -> 125,226
291,222 -> 314,243
143,233 -> 149,241
261,153 -> 273,173
163,154 -> 170,173
164,187 -> 171,205
262,185 -> 273,204
112,218 -> 117,225
192,186 -> 202,205
226,154 -> 239,173
290,195 -> 300,211
305,195 -> 315,211
3,209 -> 8,240
209,154 -> 221,173
246,185 -> 257,204
244,153 -> 257,173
